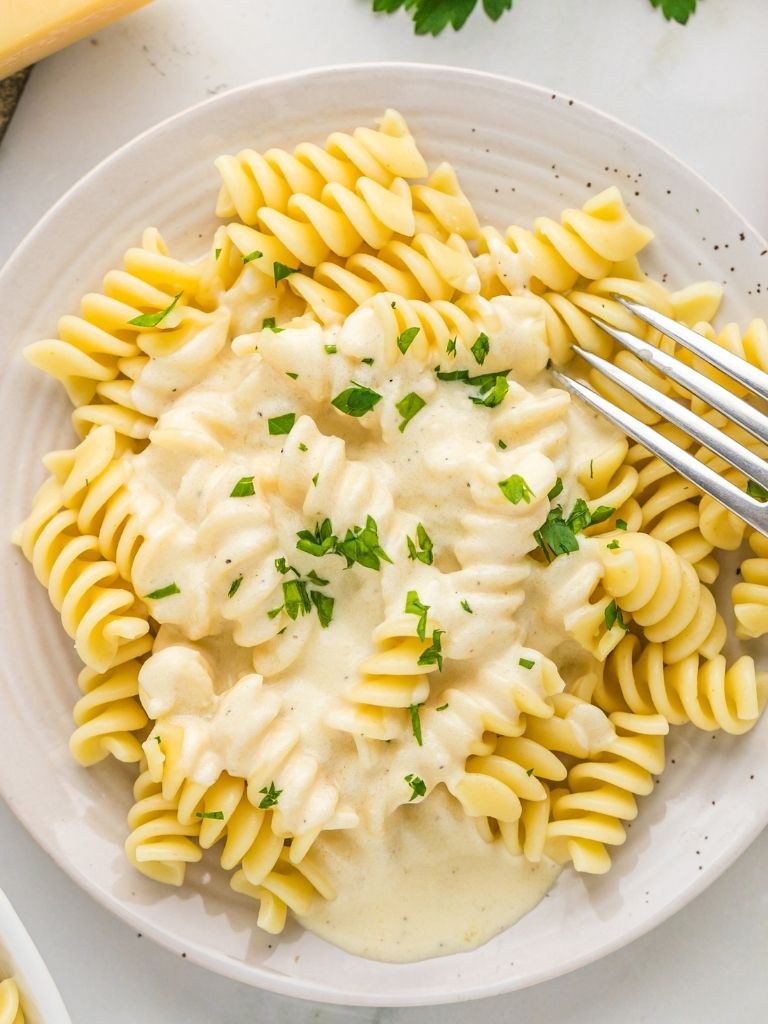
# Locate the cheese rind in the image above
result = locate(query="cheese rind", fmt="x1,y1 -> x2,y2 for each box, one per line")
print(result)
0,0 -> 153,78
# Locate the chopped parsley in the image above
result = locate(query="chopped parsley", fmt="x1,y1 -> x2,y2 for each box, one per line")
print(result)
548,477 -> 564,501
446,337 -> 457,356
334,516 -> 392,571
310,590 -> 335,628
298,442 -> 308,452
589,459 -> 594,479
409,703 -> 423,746
296,518 -> 336,557
405,773 -> 426,801
155,735 -> 162,744
406,523 -> 434,565
262,317 -> 283,332
396,326 -> 420,354
498,439 -> 507,449
616,519 -> 628,531
604,599 -> 629,631
405,590 -> 430,641
268,412 -> 296,436
417,629 -> 444,671
128,292 -> 182,328
242,249 -> 263,264
436,702 -> 449,711
214,247 -> 222,260
285,371 -> 299,379
312,472 -> 319,486
332,382 -> 382,417
396,392 -> 426,432
746,479 -> 768,502
526,768 -> 535,777
324,344 -> 337,354
258,781 -> 282,809
519,657 -> 535,669
145,582 -> 180,600
228,575 -> 243,598
534,494 -> 616,563
268,563 -> 334,628
435,365 -> 512,408
470,374 -> 508,408
460,599 -> 473,614
273,260 -> 299,284
607,539 -> 620,550
362,356 -> 375,366
230,476 -> 255,497
470,332 -> 490,365
196,810 -> 224,820
498,474 -> 535,505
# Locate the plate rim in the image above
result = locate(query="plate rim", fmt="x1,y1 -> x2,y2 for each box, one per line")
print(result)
1,61 -> 767,1007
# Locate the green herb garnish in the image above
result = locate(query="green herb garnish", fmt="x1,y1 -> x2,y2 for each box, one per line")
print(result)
460,599 -> 473,614
268,412 -> 296,436
242,249 -> 263,264
446,337 -> 457,356
196,810 -> 224,820
334,515 -> 392,571
258,782 -> 282,809
228,575 -> 243,598
396,392 -> 426,432
397,326 -> 421,354
470,332 -> 490,365
418,629 -> 444,671
406,523 -> 434,565
616,519 -> 628,531
310,590 -> 335,628
409,703 -> 423,746
214,248 -> 222,260
405,773 -> 426,801
324,344 -> 337,354
607,539 -> 620,550
604,599 -> 629,631
747,479 -> 768,502
332,382 -> 382,417
405,590 -> 430,642
145,582 -> 180,600
436,702 -> 449,711
519,657 -> 535,669
548,477 -> 564,501
230,476 -> 255,497
296,518 -> 337,558
262,317 -> 283,332
498,474 -> 534,505
273,261 -> 299,284
128,292 -> 182,328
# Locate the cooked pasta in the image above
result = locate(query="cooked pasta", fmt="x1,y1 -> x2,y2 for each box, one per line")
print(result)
0,978 -> 24,1024
13,109 -> 767,961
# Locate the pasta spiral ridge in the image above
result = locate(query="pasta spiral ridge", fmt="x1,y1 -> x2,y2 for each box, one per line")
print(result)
733,531 -> 768,639
600,531 -> 726,664
215,109 -> 429,226
13,485 -> 149,672
0,978 -> 23,1024
593,633 -> 768,734
23,228 -> 201,409
547,711 -> 668,874
125,767 -> 202,887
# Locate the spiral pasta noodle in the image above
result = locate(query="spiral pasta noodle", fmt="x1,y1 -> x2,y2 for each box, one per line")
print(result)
733,531 -> 768,639
0,978 -> 24,1024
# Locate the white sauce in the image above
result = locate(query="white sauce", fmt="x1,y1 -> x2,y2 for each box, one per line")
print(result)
298,787 -> 561,962
124,282 -> 618,960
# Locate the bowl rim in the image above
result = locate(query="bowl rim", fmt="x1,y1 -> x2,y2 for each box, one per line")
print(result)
1,60 -> 767,1007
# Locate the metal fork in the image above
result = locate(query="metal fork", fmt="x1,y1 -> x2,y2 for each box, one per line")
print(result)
551,296 -> 768,535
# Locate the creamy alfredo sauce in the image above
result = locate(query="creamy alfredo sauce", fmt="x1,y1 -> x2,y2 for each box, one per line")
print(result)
126,268 -> 618,960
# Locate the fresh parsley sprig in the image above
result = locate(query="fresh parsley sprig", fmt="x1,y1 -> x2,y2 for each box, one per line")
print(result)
372,0 -> 696,36
296,516 -> 392,571
406,523 -> 434,565
533,478 -> 615,563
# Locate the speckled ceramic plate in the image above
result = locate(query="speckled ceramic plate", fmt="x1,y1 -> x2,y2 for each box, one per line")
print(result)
0,64 -> 766,1007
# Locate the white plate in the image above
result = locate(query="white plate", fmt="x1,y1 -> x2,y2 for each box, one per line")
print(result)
0,890 -> 72,1024
1,63 -> 766,1008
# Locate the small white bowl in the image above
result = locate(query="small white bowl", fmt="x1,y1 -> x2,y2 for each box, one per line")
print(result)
0,890 -> 72,1024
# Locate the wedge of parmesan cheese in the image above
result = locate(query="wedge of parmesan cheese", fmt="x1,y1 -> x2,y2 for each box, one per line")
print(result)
0,0 -> 153,78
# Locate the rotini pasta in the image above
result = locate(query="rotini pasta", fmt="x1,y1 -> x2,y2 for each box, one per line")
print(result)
13,110 -> 767,959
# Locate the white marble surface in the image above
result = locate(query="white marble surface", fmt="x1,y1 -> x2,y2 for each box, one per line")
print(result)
1,0 -> 767,1019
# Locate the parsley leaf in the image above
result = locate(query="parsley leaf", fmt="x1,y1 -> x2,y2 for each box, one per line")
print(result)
373,0 -> 504,35
242,249 -> 263,264
616,519 -> 628,531
406,523 -> 434,565
145,582 -> 180,600
746,479 -> 768,502
519,657 -> 535,669
534,494 -> 616,563
228,575 -> 243,598
436,703 -> 449,711
230,476 -> 255,497
273,261 -> 299,284
334,515 -> 392,571
418,629 -> 444,671
310,590 -> 335,628
268,412 -> 296,436
498,474 -> 535,505
404,773 -> 427,800
650,0 -> 697,25
262,317 -> 283,333
296,519 -> 337,557
460,599 -> 473,614
258,781 -> 282,809
396,392 -> 426,432
332,382 -> 382,417
470,332 -> 490,365
397,326 -> 421,354
324,344 -> 337,354
446,337 -> 457,356
547,477 -> 564,502
128,292 -> 182,328
405,590 -> 430,642
409,703 -> 423,746
196,810 -> 225,820
604,599 -> 629,631
607,539 -> 620,550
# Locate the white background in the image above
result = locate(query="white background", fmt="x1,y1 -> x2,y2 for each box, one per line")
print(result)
1,0 -> 768,1020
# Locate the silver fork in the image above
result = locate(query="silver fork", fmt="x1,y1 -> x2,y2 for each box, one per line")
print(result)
551,296 -> 768,535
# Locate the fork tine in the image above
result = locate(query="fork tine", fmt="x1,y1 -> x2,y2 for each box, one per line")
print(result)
592,317 -> 768,447
611,295 -> 768,404
573,344 -> 768,491
551,370 -> 768,535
